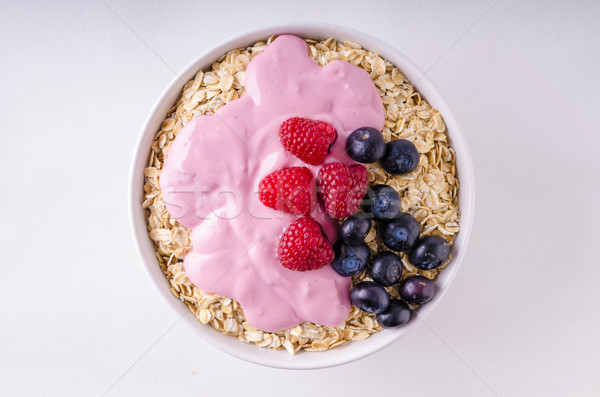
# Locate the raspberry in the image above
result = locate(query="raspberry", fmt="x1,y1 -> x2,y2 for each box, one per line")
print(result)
317,162 -> 368,218
258,167 -> 315,215
279,117 -> 338,165
277,216 -> 335,271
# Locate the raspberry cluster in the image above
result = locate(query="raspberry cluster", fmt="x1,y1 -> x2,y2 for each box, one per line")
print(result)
258,117 -> 368,271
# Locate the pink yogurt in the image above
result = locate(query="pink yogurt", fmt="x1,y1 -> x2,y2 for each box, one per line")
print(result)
160,35 -> 384,332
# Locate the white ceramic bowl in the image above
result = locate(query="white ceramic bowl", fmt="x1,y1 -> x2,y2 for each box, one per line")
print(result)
129,23 -> 475,370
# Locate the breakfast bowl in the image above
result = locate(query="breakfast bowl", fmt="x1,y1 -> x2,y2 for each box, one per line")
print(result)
129,22 -> 475,369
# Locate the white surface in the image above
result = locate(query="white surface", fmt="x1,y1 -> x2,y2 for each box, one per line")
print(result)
1,0 -> 599,395
130,22 -> 476,370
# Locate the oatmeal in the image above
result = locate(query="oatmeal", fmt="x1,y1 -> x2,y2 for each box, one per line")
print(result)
143,35 -> 459,353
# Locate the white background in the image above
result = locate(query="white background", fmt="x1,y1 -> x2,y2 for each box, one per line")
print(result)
1,1 -> 599,396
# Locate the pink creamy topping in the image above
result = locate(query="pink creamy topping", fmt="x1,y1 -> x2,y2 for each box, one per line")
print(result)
160,35 -> 384,332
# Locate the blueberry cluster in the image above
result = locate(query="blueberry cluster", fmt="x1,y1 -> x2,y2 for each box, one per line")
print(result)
346,127 -> 419,174
328,128 -> 452,328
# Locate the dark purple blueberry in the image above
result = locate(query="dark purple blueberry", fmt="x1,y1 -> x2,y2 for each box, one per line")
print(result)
330,241 -> 370,277
381,139 -> 419,175
376,299 -> 411,328
380,212 -> 420,252
346,127 -> 387,163
339,216 -> 371,245
409,235 -> 451,270
398,276 -> 435,305
369,251 -> 403,286
350,281 -> 390,314
362,184 -> 401,220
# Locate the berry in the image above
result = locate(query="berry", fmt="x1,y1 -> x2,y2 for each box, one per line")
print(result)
409,235 -> 451,270
381,139 -> 419,174
277,216 -> 334,271
370,251 -> 403,286
339,215 -> 371,244
398,276 -> 435,305
350,281 -> 390,314
346,127 -> 386,163
376,300 -> 411,328
330,240 -> 370,277
258,167 -> 315,215
380,212 -> 420,252
279,117 -> 338,165
317,162 -> 368,218
362,184 -> 401,220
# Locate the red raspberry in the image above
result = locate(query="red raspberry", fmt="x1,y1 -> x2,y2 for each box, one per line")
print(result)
317,162 -> 369,218
277,216 -> 335,271
258,167 -> 315,215
279,117 -> 338,165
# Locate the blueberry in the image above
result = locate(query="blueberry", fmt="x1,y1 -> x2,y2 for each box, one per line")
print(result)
381,139 -> 419,175
346,127 -> 386,163
380,212 -> 420,252
362,184 -> 401,220
409,235 -> 451,270
330,240 -> 370,277
370,251 -> 403,286
339,216 -> 371,245
376,300 -> 411,328
398,276 -> 435,305
350,281 -> 390,314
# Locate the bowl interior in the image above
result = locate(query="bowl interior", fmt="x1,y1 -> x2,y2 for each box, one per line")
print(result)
129,23 -> 475,370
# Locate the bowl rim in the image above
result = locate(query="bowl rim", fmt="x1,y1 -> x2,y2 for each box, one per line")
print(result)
128,22 -> 475,370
